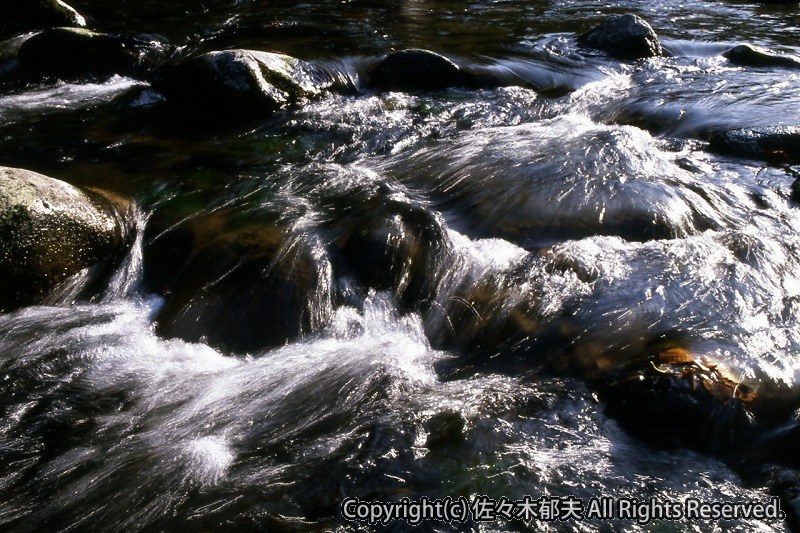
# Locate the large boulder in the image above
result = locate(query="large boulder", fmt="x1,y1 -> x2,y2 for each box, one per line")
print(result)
0,0 -> 85,38
365,49 -> 497,92
0,167 -> 132,312
708,126 -> 800,164
143,205 -> 331,354
0,28 -> 168,85
151,49 -> 345,117
578,14 -> 664,60
722,44 -> 800,69
16,28 -> 145,81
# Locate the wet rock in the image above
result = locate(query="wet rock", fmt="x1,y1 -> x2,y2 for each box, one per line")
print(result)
791,178 -> 800,204
577,14 -> 663,60
600,347 -> 761,451
143,206 -> 330,354
708,126 -> 800,164
723,44 -> 800,69
425,411 -> 466,450
365,49 -> 497,92
0,27 -> 167,86
151,49 -> 343,117
334,196 -> 448,311
0,167 -> 131,312
19,28 -> 155,81
0,0 -> 85,38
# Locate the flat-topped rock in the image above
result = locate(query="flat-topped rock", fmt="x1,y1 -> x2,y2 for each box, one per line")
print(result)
708,126 -> 800,164
723,44 -> 800,69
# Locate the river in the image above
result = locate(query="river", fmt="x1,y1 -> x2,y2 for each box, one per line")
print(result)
1,0 -> 799,531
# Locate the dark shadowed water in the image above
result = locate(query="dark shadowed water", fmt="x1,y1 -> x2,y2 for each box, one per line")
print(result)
1,0 -> 800,531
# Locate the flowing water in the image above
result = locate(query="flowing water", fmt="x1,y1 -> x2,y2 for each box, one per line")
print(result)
1,0 -> 800,531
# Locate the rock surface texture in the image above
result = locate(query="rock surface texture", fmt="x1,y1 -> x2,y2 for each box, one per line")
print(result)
0,167 -> 131,311
366,49 -> 497,91
0,0 -> 86,38
708,126 -> 800,164
578,14 -> 664,60
152,49 -> 343,116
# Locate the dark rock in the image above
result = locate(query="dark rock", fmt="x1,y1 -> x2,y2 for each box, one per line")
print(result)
792,178 -> 800,203
16,28 -> 143,81
0,0 -> 85,38
599,347 -> 761,451
723,44 -> 800,69
425,411 -> 466,450
0,166 -> 132,312
0,28 -> 171,86
366,49 -> 497,92
708,126 -> 800,164
578,14 -> 663,60
143,206 -> 331,354
151,49 -> 343,117
334,196 -> 447,311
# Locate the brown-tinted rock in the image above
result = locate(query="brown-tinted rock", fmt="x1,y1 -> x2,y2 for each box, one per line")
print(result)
144,207 -> 331,354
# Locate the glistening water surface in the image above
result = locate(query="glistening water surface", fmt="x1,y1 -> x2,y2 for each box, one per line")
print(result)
1,0 -> 800,531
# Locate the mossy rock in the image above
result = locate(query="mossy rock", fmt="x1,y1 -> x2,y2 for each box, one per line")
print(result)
0,0 -> 85,38
0,166 -> 131,311
151,49 -> 342,117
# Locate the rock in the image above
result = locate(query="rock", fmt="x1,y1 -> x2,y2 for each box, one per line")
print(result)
425,411 -> 466,450
151,49 -> 343,117
365,49 -> 497,92
791,178 -> 800,204
0,167 -> 131,312
334,196 -> 447,311
0,28 -> 170,86
708,126 -> 800,164
15,28 -> 143,81
723,44 -> 800,69
143,205 -> 331,354
577,14 -> 663,60
600,346 -> 761,451
0,0 -> 85,38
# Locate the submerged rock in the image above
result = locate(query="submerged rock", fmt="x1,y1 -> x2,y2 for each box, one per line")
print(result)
708,126 -> 800,164
578,14 -> 663,60
0,0 -> 85,38
151,49 -> 343,117
0,167 -> 131,312
366,49 -> 497,92
143,206 -> 331,354
723,44 -> 800,69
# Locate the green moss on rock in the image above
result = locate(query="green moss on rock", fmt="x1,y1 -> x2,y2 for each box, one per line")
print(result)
0,167 -> 130,311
